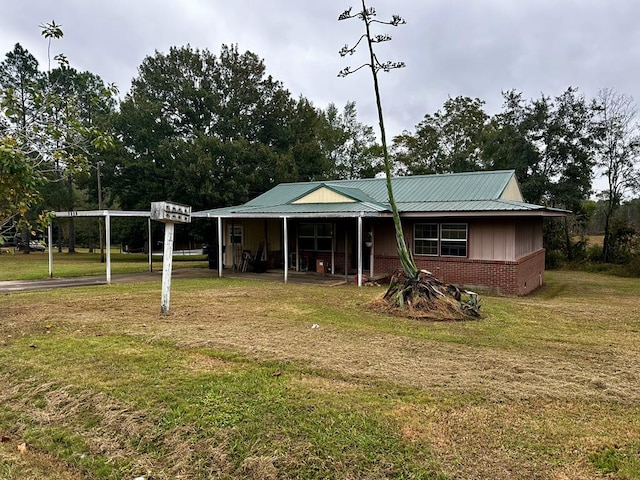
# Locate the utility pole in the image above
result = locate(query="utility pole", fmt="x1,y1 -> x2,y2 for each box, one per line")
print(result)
97,161 -> 105,263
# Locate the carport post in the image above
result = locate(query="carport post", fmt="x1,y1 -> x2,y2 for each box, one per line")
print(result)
48,223 -> 53,278
283,216 -> 288,284
105,212 -> 111,284
357,215 -> 363,287
217,217 -> 223,278
148,217 -> 152,272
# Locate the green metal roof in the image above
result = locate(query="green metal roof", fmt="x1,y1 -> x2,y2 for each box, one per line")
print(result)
193,170 -> 568,218
243,170 -> 515,207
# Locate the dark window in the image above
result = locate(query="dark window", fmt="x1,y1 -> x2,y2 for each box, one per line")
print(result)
299,223 -> 333,252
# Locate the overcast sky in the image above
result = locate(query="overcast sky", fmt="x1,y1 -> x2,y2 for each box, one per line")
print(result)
2,0 -> 639,191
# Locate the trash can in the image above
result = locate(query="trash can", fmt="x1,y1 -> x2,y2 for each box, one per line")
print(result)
316,259 -> 325,274
204,245 -> 224,269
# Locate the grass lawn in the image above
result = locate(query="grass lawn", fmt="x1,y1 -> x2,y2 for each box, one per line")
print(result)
0,266 -> 639,479
0,250 -> 207,281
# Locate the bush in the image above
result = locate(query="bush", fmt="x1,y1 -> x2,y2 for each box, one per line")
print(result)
545,250 -> 565,270
586,244 -> 603,262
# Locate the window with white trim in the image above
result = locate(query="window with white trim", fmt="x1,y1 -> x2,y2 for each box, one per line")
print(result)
440,223 -> 467,257
414,223 -> 467,257
414,223 -> 438,255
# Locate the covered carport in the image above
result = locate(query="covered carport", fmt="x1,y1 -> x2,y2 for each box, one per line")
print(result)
48,210 -> 152,283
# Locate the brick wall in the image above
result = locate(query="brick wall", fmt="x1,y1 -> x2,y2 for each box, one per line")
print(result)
374,249 -> 546,295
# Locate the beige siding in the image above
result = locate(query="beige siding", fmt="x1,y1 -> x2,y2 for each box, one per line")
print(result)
469,220 -> 516,261
515,218 -> 543,259
292,187 -> 355,204
500,176 -> 524,201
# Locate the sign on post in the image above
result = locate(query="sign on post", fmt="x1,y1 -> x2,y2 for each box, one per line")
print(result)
151,202 -> 191,314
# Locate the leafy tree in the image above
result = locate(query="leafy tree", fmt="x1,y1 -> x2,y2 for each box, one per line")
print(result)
0,136 -> 44,243
593,88 -> 640,262
321,100 -> 381,179
112,44 -> 330,217
0,44 -> 43,243
0,24 -> 116,251
394,96 -> 489,175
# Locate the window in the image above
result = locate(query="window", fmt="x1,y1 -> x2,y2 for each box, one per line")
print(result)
414,223 -> 467,257
414,223 -> 438,255
298,223 -> 333,252
228,225 -> 243,245
440,224 -> 467,257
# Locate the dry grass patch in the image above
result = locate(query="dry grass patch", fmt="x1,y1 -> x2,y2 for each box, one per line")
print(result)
0,270 -> 639,478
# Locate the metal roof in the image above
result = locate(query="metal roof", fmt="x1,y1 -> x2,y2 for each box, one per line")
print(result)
193,170 -> 569,218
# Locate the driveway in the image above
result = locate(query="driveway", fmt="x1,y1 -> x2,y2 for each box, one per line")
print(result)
0,268 -> 349,293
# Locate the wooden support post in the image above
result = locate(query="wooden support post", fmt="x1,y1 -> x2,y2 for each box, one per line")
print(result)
160,222 -> 175,314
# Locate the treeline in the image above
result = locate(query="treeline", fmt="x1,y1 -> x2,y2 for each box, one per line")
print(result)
1,39 -> 639,270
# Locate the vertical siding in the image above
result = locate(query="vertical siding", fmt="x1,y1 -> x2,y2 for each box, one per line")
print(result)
515,218 -> 543,259
469,219 -> 516,261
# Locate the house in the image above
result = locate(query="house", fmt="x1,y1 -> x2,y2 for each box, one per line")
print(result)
192,170 -> 567,295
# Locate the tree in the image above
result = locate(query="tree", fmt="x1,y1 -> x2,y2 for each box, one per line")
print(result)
393,96 -> 489,174
0,24 -> 116,251
320,100 -> 381,179
593,88 -> 640,262
0,136 -> 44,243
0,44 -> 43,243
113,44 -> 330,218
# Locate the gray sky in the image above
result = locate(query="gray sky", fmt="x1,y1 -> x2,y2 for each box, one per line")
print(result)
2,0 -> 639,192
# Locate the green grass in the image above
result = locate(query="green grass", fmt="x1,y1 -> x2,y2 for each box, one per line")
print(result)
0,250 -> 207,280
0,263 -> 639,479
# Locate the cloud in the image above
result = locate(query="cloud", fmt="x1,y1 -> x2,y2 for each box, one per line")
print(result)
1,0 -> 640,145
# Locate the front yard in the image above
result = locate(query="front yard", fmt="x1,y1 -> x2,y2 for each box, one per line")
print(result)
0,267 -> 638,479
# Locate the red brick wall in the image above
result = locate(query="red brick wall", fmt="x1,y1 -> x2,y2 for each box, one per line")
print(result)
374,249 -> 546,295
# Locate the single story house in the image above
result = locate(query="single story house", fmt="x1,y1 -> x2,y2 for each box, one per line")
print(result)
193,170 -> 567,295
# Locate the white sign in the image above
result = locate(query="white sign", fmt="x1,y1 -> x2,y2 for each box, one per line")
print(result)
150,201 -> 191,224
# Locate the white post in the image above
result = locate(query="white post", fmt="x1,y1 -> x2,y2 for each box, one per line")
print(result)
370,225 -> 374,278
160,222 -> 175,314
357,216 -> 363,287
344,229 -> 348,283
283,217 -> 288,284
48,223 -> 53,278
148,217 -> 152,272
105,213 -> 111,284
217,217 -> 223,278
331,223 -> 335,275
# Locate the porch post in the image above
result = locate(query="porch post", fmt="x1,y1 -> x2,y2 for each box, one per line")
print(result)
48,222 -> 53,278
344,228 -> 348,283
331,222 -> 335,275
105,212 -> 112,284
357,215 -> 363,287
283,216 -> 288,284
217,216 -> 223,278
370,224 -> 374,278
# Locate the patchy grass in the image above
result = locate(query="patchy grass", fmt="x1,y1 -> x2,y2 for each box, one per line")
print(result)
0,269 -> 639,479
0,251 -> 206,281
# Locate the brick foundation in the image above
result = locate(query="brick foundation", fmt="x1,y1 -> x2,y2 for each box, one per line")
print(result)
374,249 -> 546,295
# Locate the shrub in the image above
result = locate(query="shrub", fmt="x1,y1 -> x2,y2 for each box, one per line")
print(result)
545,250 -> 565,270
